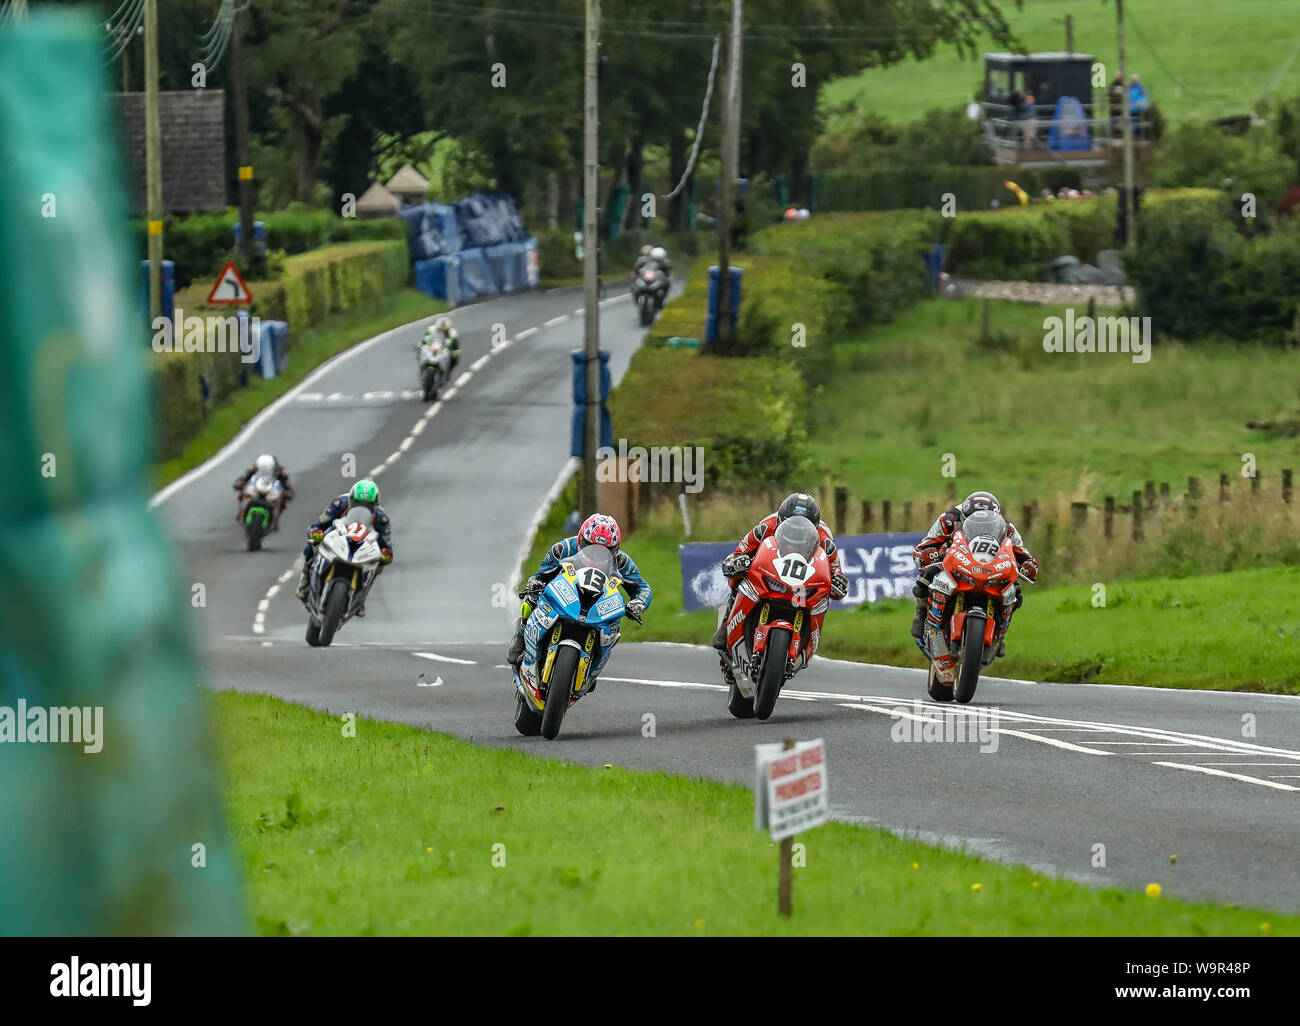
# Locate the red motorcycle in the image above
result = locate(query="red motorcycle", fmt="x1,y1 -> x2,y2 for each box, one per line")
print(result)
721,516 -> 833,720
918,509 -> 1029,704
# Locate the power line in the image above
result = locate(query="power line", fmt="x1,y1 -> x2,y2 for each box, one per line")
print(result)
663,34 -> 719,200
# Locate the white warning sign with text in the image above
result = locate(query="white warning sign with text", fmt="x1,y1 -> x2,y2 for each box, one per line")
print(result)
754,738 -> 829,841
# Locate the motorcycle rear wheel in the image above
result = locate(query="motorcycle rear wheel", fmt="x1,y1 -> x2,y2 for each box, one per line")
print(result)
513,693 -> 543,736
421,369 -> 439,402
317,584 -> 350,647
954,625 -> 985,704
754,627 -> 791,721
245,517 -> 264,552
540,646 -> 579,740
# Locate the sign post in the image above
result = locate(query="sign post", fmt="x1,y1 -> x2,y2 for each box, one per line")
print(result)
755,736 -> 829,917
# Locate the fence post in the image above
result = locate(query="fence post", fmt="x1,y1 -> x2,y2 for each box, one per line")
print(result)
925,502 -> 935,528
1070,501 -> 1088,533
1159,482 -> 1170,509
1104,496 -> 1115,539
903,501 -> 913,531
1021,503 -> 1034,535
1132,489 -> 1144,541
834,486 -> 848,535
947,482 -> 956,501
882,500 -> 892,532
1187,476 -> 1200,516
1219,473 -> 1229,504
1250,471 -> 1260,498
1284,470 -> 1293,505
861,500 -> 873,532
1144,480 -> 1156,511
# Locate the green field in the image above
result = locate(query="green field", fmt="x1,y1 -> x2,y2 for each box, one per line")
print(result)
807,297 -> 1300,505
213,692 -> 1296,935
821,0 -> 1300,129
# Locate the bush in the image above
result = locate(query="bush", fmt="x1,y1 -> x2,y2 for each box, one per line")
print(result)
280,241 -> 409,331
815,164 -> 1082,215
535,227 -> 582,280
1155,123 -> 1294,212
941,207 -> 1069,280
152,351 -> 206,461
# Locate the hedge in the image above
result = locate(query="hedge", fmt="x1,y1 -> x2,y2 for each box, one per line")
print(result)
815,165 -> 1083,215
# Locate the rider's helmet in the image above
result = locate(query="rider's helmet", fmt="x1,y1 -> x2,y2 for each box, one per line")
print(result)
348,479 -> 380,512
777,492 -> 821,525
434,316 -> 454,334
640,245 -> 652,256
255,454 -> 275,477
578,513 -> 621,551
649,246 -> 668,263
959,491 -> 1001,519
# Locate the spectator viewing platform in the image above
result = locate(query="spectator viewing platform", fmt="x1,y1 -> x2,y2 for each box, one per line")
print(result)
980,52 -> 1153,168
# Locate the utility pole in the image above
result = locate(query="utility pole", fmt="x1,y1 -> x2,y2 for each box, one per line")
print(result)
1116,0 -> 1136,250
1065,14 -> 1074,53
581,0 -> 601,518
231,2 -> 255,268
144,0 -> 163,320
715,0 -> 742,348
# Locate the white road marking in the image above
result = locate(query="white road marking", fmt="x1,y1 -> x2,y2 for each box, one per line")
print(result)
492,338 -> 512,353
256,599 -> 269,613
399,436 -> 414,451
297,392 -> 324,402
544,314 -> 568,327
603,676 -> 726,692
326,392 -> 348,401
508,458 -> 579,593
414,651 -> 477,666
362,390 -> 394,401
598,294 -> 629,307
471,354 -> 490,372
442,386 -> 459,400
572,307 -> 584,316
423,401 -> 443,420
400,389 -> 422,400
410,419 -> 426,436
416,675 -> 444,687
384,452 -> 401,466
456,372 -> 472,386
1153,762 -> 1300,792
516,327 -> 538,340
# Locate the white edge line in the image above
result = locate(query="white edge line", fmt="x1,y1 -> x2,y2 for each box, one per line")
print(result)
1152,762 -> 1300,791
413,651 -> 477,666
508,457 -> 579,594
147,308 -> 475,509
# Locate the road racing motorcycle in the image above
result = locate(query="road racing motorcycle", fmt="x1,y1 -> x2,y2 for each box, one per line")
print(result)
916,508 -> 1031,704
417,334 -> 454,401
303,507 -> 384,647
721,515 -> 833,721
238,474 -> 284,552
631,265 -> 669,326
513,544 -> 636,740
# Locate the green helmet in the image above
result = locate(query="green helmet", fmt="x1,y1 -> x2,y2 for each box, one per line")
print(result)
349,480 -> 380,508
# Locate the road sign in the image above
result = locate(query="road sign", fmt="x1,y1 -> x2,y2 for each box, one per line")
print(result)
755,738 -> 829,841
207,261 -> 253,304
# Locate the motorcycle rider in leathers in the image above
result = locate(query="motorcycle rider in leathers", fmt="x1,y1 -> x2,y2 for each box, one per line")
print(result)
910,490 -> 1039,655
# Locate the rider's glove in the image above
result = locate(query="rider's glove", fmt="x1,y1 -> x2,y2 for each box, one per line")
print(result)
381,548 -> 393,564
1018,555 -> 1039,583
519,576 -> 546,600
920,546 -> 945,566
721,552 -> 752,577
626,599 -> 646,623
308,529 -> 325,544
830,571 -> 848,600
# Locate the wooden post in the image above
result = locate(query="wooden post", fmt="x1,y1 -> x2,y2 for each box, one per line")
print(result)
1159,482 -> 1170,508
926,501 -> 936,527
1284,469 -> 1292,505
778,736 -> 795,917
1104,496 -> 1115,539
882,500 -> 892,532
979,297 -> 991,345
1219,473 -> 1229,504
1070,501 -> 1087,533
861,500 -> 873,532
834,486 -> 848,535
1187,475 -> 1200,516
946,482 -> 956,501
1250,471 -> 1260,497
1131,489 -> 1143,541
903,501 -> 913,531
1144,480 -> 1156,511
1021,503 -> 1033,534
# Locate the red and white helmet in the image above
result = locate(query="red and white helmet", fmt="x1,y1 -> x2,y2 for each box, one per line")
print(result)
578,513 -> 621,551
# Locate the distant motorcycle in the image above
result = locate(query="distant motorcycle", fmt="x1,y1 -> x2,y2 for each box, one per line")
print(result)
417,336 -> 454,401
303,508 -> 384,647
513,544 -> 636,740
917,508 -> 1031,704
721,515 -> 833,721
631,265 -> 669,326
238,474 -> 283,552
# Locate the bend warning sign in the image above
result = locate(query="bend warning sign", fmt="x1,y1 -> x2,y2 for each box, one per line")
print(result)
207,261 -> 253,304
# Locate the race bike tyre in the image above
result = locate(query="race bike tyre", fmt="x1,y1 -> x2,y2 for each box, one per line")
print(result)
727,679 -> 756,719
954,623 -> 985,705
926,659 -> 954,702
754,627 -> 791,721
514,694 -> 543,736
317,584 -> 350,647
540,646 -> 579,740
305,619 -> 322,647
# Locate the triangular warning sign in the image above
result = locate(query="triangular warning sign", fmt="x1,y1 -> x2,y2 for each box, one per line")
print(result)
207,261 -> 253,304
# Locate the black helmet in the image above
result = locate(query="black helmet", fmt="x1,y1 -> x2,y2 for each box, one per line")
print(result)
777,492 -> 821,524
960,491 -> 1001,517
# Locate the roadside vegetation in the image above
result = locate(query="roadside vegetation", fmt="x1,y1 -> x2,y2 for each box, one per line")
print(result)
213,692 -> 1297,935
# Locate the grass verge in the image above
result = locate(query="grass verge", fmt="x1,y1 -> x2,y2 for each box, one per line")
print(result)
152,287 -> 447,490
212,691 -> 1295,935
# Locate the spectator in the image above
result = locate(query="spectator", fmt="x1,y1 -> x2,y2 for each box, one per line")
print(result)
1108,71 -> 1124,138
1129,74 -> 1150,138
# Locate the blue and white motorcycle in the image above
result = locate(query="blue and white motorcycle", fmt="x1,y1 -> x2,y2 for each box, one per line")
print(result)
512,545 -> 638,740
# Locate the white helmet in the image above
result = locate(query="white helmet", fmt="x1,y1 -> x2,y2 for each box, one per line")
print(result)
650,246 -> 667,262
255,454 -> 275,477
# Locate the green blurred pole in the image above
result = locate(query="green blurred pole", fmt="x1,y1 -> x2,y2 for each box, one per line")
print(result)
582,0 -> 600,519
232,2 -> 255,267
144,0 -> 162,319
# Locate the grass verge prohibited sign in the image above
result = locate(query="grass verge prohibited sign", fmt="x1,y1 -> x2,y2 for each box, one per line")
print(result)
755,738 -> 828,841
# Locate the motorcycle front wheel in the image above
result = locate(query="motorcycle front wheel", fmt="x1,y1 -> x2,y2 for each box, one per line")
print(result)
317,584 -> 350,647
953,624 -> 985,704
540,646 -> 579,740
754,627 -> 791,721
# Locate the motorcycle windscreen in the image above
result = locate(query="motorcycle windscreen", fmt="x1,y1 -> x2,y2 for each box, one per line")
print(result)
961,510 -> 1008,562
773,515 -> 820,560
344,507 -> 374,528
